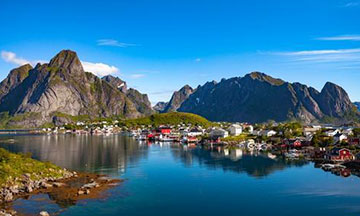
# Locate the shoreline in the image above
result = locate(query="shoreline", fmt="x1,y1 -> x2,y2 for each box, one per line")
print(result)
0,172 -> 122,216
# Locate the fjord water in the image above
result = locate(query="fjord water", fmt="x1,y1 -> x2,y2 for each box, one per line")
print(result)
1,135 -> 360,215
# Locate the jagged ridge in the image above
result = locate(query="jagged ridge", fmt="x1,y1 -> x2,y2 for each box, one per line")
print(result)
172,72 -> 358,123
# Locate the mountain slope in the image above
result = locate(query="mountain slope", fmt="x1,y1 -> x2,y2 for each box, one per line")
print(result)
0,50 -> 152,127
0,64 -> 33,101
101,75 -> 154,115
162,85 -> 194,113
177,72 -> 357,123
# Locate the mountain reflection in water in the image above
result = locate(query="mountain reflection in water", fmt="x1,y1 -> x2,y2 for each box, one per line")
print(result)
0,135 -> 149,175
171,145 -> 308,177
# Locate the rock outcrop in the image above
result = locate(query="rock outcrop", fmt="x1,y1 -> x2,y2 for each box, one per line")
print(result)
102,75 -> 127,93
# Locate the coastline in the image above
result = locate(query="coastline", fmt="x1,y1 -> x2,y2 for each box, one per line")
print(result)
0,148 -> 121,216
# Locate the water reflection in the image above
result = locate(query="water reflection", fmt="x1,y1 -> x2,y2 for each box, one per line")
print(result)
0,134 -> 149,175
172,145 -> 309,177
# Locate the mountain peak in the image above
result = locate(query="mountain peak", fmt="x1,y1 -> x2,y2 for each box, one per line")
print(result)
246,72 -> 284,86
48,50 -> 84,74
179,84 -> 193,92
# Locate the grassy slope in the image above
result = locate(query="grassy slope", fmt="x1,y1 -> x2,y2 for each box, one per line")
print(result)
121,112 -> 212,127
0,112 -> 42,129
0,148 -> 64,186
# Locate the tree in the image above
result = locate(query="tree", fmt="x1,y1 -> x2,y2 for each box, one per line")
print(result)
353,128 -> 360,137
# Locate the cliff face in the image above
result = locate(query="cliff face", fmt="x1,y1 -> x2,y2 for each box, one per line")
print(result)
162,85 -> 194,113
102,75 -> 127,93
176,72 -> 357,123
101,75 -> 154,115
153,102 -> 168,112
0,64 -> 33,101
0,50 -> 152,126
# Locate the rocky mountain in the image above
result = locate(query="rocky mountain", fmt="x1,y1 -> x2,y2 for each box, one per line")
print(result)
174,72 -> 357,123
153,102 -> 168,112
0,64 -> 33,101
0,50 -> 153,127
162,85 -> 194,113
102,75 -> 127,93
101,75 -> 153,116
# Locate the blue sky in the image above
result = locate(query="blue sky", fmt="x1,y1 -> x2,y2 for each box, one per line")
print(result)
0,0 -> 359,104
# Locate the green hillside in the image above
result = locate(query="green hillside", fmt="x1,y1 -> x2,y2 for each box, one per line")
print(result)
120,112 -> 212,127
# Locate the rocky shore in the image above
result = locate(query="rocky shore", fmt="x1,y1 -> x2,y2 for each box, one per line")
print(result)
0,171 -> 121,216
0,148 -> 121,216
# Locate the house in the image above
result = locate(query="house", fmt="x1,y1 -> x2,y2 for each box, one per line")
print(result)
325,148 -> 354,162
243,124 -> 254,133
155,126 -> 172,135
187,128 -> 203,137
303,126 -> 320,136
261,130 -> 277,137
324,129 -> 340,137
333,133 -> 348,143
209,128 -> 229,139
252,130 -> 262,136
229,124 -> 242,136
283,139 -> 302,148
312,147 -> 327,159
76,121 -> 85,126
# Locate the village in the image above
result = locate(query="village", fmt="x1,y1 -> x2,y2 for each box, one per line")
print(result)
36,120 -> 360,170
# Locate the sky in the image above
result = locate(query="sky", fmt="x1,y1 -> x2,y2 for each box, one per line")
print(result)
0,0 -> 359,104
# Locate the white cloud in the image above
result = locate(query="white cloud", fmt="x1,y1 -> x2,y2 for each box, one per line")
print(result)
317,35 -> 360,41
277,48 -> 360,56
97,39 -> 137,47
81,61 -> 119,77
1,51 -> 31,66
343,1 -> 360,7
271,48 -> 360,64
129,74 -> 145,79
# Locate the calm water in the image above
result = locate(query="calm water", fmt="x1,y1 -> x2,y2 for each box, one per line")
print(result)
1,134 -> 360,215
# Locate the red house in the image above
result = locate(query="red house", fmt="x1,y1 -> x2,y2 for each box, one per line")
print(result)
155,127 -> 172,135
283,139 -> 302,148
325,148 -> 354,162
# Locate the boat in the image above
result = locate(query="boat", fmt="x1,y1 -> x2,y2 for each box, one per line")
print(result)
285,149 -> 300,159
181,136 -> 198,144
159,134 -> 175,142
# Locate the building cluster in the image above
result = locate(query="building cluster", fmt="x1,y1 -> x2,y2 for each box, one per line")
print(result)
40,119 -> 360,164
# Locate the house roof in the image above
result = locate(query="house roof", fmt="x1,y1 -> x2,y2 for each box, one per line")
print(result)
334,133 -> 346,138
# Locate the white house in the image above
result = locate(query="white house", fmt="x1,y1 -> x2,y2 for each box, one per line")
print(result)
334,133 -> 348,143
342,128 -> 354,136
187,128 -> 203,136
210,128 -> 229,138
261,130 -> 277,137
252,130 -> 262,136
247,125 -> 254,134
303,126 -> 321,136
229,124 -> 242,136
325,129 -> 340,137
